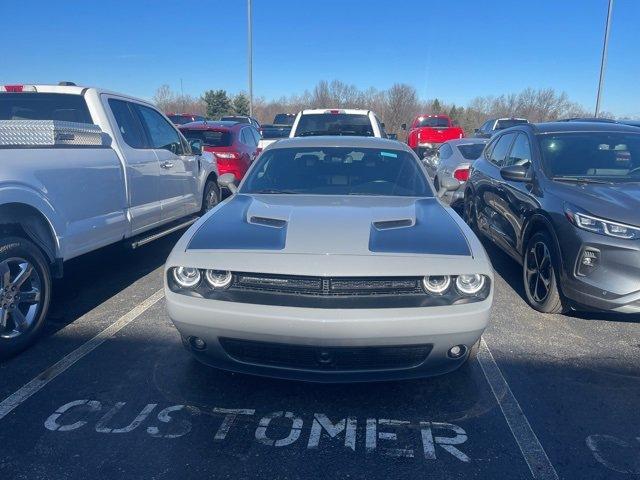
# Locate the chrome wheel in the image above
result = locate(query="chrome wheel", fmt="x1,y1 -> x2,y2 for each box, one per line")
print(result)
0,257 -> 42,339
525,241 -> 552,304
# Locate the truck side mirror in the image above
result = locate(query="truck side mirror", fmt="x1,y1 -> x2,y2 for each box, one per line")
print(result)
218,172 -> 238,194
189,139 -> 203,155
401,123 -> 407,131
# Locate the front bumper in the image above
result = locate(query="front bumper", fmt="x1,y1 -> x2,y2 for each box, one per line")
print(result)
555,219 -> 640,313
166,290 -> 492,382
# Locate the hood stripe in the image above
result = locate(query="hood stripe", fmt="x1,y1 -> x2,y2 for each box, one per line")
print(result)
188,195 -> 287,250
368,199 -> 470,256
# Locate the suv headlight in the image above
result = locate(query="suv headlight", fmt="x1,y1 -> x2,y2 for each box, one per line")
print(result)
565,205 -> 640,239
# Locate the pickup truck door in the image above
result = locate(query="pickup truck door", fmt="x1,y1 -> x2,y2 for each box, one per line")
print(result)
105,97 -> 163,234
135,105 -> 200,221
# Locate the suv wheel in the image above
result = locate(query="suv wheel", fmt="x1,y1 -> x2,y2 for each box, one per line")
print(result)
0,237 -> 51,358
463,193 -> 477,230
523,231 -> 566,314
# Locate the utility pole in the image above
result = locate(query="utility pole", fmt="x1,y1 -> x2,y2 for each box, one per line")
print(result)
595,0 -> 614,117
247,0 -> 253,117
180,78 -> 185,112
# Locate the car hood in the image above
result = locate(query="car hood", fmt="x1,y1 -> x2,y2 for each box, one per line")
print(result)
550,181 -> 640,227
186,194 -> 471,257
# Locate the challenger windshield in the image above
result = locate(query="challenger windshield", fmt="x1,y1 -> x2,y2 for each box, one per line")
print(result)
241,147 -> 433,197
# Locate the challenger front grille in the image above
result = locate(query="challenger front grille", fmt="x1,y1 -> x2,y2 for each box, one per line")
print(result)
233,273 -> 423,297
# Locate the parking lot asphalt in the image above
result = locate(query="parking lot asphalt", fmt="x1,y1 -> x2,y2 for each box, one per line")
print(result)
0,231 -> 639,479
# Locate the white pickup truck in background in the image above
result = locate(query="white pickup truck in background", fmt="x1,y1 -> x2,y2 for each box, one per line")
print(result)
0,83 -> 220,356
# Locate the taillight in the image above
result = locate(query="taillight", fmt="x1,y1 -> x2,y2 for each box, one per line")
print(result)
453,167 -> 470,182
214,152 -> 239,160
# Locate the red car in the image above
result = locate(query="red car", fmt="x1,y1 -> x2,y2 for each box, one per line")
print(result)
404,114 -> 464,159
179,121 -> 261,181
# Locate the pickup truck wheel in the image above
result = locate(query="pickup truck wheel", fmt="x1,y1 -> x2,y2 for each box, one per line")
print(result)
202,180 -> 221,214
0,237 -> 51,358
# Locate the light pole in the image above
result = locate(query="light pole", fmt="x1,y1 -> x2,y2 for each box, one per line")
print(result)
247,0 -> 253,117
595,0 -> 614,117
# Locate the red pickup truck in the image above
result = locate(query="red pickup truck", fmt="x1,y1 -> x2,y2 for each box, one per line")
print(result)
405,114 -> 464,158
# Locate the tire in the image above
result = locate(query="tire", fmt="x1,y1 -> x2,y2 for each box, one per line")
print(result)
522,231 -> 566,314
463,191 -> 477,231
201,179 -> 221,214
0,236 -> 51,358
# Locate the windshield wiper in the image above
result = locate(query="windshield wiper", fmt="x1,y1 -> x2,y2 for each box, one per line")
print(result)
553,176 -> 614,185
254,189 -> 299,194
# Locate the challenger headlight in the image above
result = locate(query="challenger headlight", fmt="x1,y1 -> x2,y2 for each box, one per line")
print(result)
422,275 -> 451,294
172,266 -> 201,288
565,205 -> 640,239
455,274 -> 486,295
205,270 -> 233,289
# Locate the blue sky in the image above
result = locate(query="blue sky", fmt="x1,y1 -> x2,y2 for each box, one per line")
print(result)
1,0 -> 638,117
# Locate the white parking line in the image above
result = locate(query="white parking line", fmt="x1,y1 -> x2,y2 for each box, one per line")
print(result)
477,338 -> 559,480
0,289 -> 165,421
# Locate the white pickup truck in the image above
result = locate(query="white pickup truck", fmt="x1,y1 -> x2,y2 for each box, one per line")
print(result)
0,83 -> 220,356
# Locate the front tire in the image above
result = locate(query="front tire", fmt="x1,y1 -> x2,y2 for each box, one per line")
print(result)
0,237 -> 51,358
522,231 -> 566,314
201,179 -> 221,214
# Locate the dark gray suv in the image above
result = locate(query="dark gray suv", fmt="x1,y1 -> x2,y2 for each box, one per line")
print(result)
464,122 -> 640,314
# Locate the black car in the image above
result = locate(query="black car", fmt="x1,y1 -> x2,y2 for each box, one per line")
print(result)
463,122 -> 640,314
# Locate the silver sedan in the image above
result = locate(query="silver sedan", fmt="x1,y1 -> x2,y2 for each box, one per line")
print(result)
428,138 -> 488,209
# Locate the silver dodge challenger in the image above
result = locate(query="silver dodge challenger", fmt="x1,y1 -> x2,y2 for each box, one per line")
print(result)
164,136 -> 493,382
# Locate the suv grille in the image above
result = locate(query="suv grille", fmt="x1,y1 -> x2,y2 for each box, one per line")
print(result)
219,338 -> 432,371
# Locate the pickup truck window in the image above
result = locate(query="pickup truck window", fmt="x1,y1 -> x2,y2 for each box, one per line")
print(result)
108,99 -> 147,149
0,93 -> 93,123
137,105 -> 184,154
416,117 -> 450,128
295,114 -> 373,137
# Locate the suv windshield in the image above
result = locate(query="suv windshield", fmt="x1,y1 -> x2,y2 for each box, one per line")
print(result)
416,117 -> 449,128
295,114 -> 374,137
0,92 -> 93,123
181,129 -> 232,147
540,132 -> 640,182
495,119 -> 528,130
273,114 -> 295,125
457,143 -> 486,160
241,147 -> 432,197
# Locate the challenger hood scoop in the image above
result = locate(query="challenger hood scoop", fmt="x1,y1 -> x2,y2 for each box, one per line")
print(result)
188,194 -> 470,256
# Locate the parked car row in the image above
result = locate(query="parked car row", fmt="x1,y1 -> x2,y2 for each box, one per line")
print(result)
2,82 -> 639,375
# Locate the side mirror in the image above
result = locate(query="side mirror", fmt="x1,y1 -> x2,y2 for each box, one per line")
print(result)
189,139 -> 203,155
500,164 -> 529,182
380,122 -> 386,129
474,128 -> 480,134
218,172 -> 238,194
401,123 -> 407,131
386,133 -> 398,140
437,176 -> 461,197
